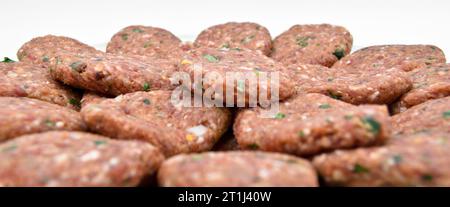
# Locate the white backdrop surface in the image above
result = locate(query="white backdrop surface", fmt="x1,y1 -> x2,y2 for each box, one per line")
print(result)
1,0 -> 449,59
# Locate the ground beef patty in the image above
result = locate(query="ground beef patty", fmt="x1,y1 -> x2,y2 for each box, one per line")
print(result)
313,132 -> 450,187
158,151 -> 318,187
0,131 -> 164,187
47,51 -> 178,96
0,97 -> 86,142
271,24 -> 353,67
81,91 -> 231,157
391,64 -> 450,114
286,63 -> 411,105
194,22 -> 272,56
106,25 -> 184,60
17,35 -> 100,67
391,97 -> 450,136
332,45 -> 446,72
234,93 -> 391,156
0,62 -> 81,110
179,47 -> 294,105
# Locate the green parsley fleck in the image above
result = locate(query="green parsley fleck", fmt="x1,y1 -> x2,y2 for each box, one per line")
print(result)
422,174 -> 433,182
2,57 -> 15,63
344,115 -> 354,120
247,143 -> 260,150
69,98 -> 81,107
298,130 -> 305,138
143,83 -> 150,91
220,43 -> 230,49
121,33 -> 129,41
392,155 -> 403,164
241,35 -> 255,44
274,113 -> 286,119
203,54 -> 220,63
132,28 -> 144,33
353,164 -> 370,174
94,140 -> 107,146
192,154 -> 203,161
1,144 -> 17,153
319,104 -> 331,109
296,36 -> 311,48
143,99 -> 151,105
443,110 -> 450,119
70,61 -> 86,73
45,120 -> 55,127
361,116 -> 381,136
42,55 -> 49,62
333,48 -> 346,60
143,41 -> 152,48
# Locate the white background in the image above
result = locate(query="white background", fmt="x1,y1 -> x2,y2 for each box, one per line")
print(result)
1,0 -> 449,59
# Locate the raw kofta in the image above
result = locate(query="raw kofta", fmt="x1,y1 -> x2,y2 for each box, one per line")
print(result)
271,24 -> 353,67
0,131 -> 164,187
234,93 -> 391,157
391,64 -> 450,114
158,151 -> 318,187
17,35 -> 100,67
195,22 -> 272,56
47,51 -> 178,96
0,62 -> 81,110
391,96 -> 450,136
106,25 -> 184,60
313,132 -> 450,187
179,47 -> 294,105
0,97 -> 86,142
332,45 -> 446,72
285,63 -> 412,105
81,91 -> 231,157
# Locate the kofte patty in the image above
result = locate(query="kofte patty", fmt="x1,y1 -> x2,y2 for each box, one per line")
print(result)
332,45 -> 446,72
106,25 -> 184,60
391,97 -> 450,136
179,47 -> 294,105
81,90 -> 231,157
285,63 -> 412,104
391,64 -> 450,114
0,97 -> 86,142
158,151 -> 318,187
0,131 -> 164,187
195,22 -> 272,56
17,35 -> 100,67
313,132 -> 450,186
271,24 -> 353,67
234,93 -> 391,156
0,62 -> 81,110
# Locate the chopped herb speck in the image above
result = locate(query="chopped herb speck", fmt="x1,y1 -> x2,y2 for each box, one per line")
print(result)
132,28 -> 144,33
143,83 -> 150,91
121,34 -> 129,41
274,113 -> 286,119
42,56 -> 49,62
319,104 -> 331,109
94,140 -> 107,146
333,48 -> 346,60
247,143 -> 260,150
296,36 -> 311,48
443,110 -> 450,119
143,99 -> 151,105
422,174 -> 433,182
1,144 -> 17,153
203,54 -> 220,63
353,164 -> 370,174
241,35 -> 255,44
2,57 -> 15,63
361,116 -> 381,136
69,98 -> 81,107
